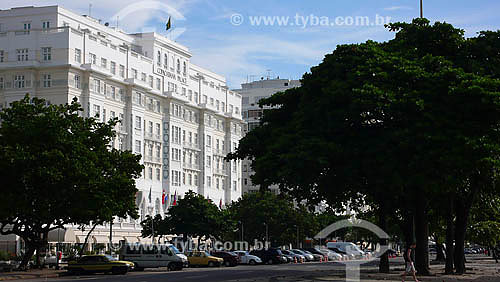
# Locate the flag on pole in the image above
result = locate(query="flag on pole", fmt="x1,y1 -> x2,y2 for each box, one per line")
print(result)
148,187 -> 152,203
164,193 -> 169,207
166,17 -> 172,31
173,191 -> 177,206
162,190 -> 165,204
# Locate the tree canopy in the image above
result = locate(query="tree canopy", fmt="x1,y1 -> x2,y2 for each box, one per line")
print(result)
0,96 -> 143,268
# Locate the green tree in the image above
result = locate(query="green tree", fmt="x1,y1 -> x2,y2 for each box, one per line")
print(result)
228,19 -> 500,275
0,96 -> 142,268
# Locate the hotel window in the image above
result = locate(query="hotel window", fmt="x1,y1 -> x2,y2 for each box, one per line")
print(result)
164,54 -> 168,67
42,47 -> 51,61
216,178 -> 219,189
141,72 -> 146,82
148,167 -> 153,180
118,137 -> 123,151
93,104 -> 100,118
110,61 -> 116,74
102,109 -> 106,121
75,48 -> 81,63
43,74 -> 51,88
183,61 -> 187,75
221,102 -> 225,112
148,121 -> 153,135
14,75 -> 25,88
110,86 -> 116,99
119,65 -> 125,77
202,95 -> 207,104
155,145 -> 161,158
210,98 -> 214,106
155,123 -> 161,136
23,22 -> 31,34
101,58 -> 107,68
93,79 -> 101,93
42,21 -> 50,29
135,140 -> 141,154
135,116 -> 142,129
207,176 -> 211,187
157,51 -> 161,66
216,100 -> 220,111
89,53 -> 96,64
149,75 -> 153,87
17,49 -> 28,61
0,77 -> 3,89
156,168 -> 160,181
156,78 -> 161,90
206,135 -> 212,147
176,59 -> 180,73
0,50 -> 4,62
74,75 -> 81,89
132,69 -> 138,79
233,180 -> 237,191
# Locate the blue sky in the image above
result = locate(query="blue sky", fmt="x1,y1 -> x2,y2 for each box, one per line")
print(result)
3,0 -> 500,88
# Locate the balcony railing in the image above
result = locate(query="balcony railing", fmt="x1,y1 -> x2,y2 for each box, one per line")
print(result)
183,142 -> 200,150
183,162 -> 200,170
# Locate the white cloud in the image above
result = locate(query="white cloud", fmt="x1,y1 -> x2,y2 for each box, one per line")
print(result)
384,6 -> 413,11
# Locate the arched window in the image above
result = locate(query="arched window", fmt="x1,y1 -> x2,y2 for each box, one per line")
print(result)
157,51 -> 161,66
183,61 -> 187,74
176,59 -> 180,73
164,54 -> 168,68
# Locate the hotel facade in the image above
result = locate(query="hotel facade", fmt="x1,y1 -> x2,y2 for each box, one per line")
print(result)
0,5 -> 244,249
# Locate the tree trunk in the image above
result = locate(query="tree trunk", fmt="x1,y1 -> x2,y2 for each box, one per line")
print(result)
445,195 -> 454,274
79,223 -> 98,257
378,206 -> 390,273
454,198 -> 468,274
19,241 -> 36,270
435,243 -> 445,261
415,194 -> 431,275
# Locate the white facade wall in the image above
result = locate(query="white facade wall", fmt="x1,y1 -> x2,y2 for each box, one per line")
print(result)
234,78 -> 301,194
0,5 -> 243,242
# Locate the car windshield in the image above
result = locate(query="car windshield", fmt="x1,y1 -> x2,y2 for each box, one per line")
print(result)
292,249 -> 304,254
104,255 -> 117,261
169,245 -> 181,254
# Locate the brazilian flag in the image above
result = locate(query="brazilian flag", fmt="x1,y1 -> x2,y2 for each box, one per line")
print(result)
166,17 -> 172,31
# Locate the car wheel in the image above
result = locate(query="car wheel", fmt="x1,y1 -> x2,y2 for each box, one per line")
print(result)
249,259 -> 256,265
225,261 -> 231,267
208,261 -> 215,267
112,266 -> 128,275
267,259 -> 274,265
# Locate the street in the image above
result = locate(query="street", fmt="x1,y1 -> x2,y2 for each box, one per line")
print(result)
21,256 -> 500,282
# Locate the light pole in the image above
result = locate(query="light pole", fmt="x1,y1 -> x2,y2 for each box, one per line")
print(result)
296,226 -> 299,248
420,0 -> 424,18
264,223 -> 268,248
238,221 -> 244,242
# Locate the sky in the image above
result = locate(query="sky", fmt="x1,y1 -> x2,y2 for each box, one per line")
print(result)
2,0 -> 500,88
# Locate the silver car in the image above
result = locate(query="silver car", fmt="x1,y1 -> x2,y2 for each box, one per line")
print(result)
292,249 -> 314,261
282,250 -> 305,262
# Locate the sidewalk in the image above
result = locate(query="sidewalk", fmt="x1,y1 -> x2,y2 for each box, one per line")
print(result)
0,269 -> 64,281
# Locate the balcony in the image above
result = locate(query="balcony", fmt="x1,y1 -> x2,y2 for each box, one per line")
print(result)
213,168 -> 227,176
81,63 -> 112,77
183,142 -> 200,151
183,162 -> 200,170
125,78 -> 152,90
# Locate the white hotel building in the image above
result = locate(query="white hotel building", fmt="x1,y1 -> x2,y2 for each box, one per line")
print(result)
0,5 -> 244,248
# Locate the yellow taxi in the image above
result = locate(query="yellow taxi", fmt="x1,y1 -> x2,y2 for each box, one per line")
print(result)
67,255 -> 134,275
186,251 -> 224,267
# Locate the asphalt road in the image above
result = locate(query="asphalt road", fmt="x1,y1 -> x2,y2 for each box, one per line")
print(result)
26,260 -> 380,282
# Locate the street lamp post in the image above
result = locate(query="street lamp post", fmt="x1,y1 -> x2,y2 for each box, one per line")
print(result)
296,226 -> 299,248
264,223 -> 268,248
420,0 -> 424,18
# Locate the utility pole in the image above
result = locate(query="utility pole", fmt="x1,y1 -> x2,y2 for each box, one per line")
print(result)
420,0 -> 424,18
264,223 -> 268,248
109,218 -> 113,255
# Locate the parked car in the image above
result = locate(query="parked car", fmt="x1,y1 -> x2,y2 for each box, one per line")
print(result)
234,251 -> 262,265
282,250 -> 305,262
304,248 -> 329,260
119,243 -> 188,271
326,242 -> 365,259
291,249 -> 314,261
279,251 -> 294,263
210,251 -> 239,267
249,249 -> 284,264
67,255 -> 134,275
319,249 -> 342,261
186,251 -> 223,267
300,249 -> 323,261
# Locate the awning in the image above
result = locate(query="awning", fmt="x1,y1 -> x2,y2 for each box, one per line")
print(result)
92,235 -> 109,244
123,236 -> 140,243
47,228 -> 76,243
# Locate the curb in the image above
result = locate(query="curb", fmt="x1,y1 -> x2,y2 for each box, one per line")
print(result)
0,273 -> 61,281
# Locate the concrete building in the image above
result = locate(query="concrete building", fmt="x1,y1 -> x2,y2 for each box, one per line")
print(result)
233,78 -> 300,194
0,5 -> 244,248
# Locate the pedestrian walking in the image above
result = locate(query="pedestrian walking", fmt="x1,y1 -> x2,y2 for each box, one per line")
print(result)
401,243 -> 418,282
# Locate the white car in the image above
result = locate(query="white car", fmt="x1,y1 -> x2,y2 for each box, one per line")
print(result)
234,251 -> 262,265
319,249 -> 342,261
